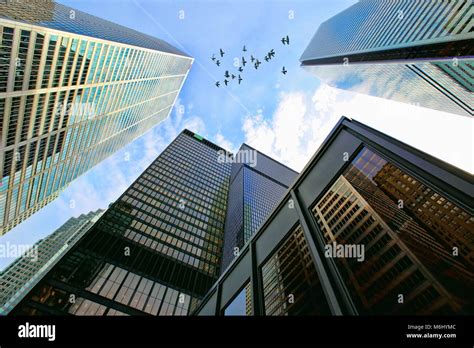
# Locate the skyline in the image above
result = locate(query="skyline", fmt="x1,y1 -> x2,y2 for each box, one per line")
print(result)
0,0 -> 472,273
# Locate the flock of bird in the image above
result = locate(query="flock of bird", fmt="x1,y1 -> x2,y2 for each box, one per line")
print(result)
212,35 -> 290,88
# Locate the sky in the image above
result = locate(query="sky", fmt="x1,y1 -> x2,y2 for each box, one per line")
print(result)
0,0 -> 472,271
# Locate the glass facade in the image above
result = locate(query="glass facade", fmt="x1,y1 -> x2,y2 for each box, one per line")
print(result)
221,144 -> 298,273
261,225 -> 331,316
10,130 -> 231,316
223,282 -> 252,316
0,209 -> 103,315
313,147 -> 474,314
0,0 -> 193,235
300,0 -> 473,117
194,118 -> 473,316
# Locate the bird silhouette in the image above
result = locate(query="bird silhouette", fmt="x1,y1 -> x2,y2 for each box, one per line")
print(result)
219,48 -> 225,57
281,66 -> 287,74
215,81 -> 220,87
224,79 -> 229,86
281,35 -> 290,45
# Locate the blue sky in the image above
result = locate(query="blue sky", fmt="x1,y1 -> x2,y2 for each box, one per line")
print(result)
0,0 -> 472,270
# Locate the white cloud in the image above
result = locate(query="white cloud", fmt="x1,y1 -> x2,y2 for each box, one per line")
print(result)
214,132 -> 237,154
242,84 -> 473,174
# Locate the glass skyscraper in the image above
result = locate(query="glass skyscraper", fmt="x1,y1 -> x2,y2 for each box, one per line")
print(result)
300,0 -> 473,117
221,144 -> 298,272
10,130 -> 231,316
194,117 -> 473,316
0,0 -> 193,235
0,209 -> 103,315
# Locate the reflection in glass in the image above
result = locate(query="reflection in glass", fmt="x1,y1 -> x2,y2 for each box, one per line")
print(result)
313,147 -> 474,314
223,282 -> 252,316
261,225 -> 331,315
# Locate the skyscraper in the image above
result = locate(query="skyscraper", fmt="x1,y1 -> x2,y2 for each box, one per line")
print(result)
300,0 -> 473,117
10,130 -> 232,316
0,209 -> 103,315
221,144 -> 298,272
0,0 -> 193,235
194,117 -> 473,316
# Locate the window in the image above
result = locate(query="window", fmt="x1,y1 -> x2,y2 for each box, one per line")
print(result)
261,225 -> 331,316
312,147 -> 473,314
223,282 -> 252,316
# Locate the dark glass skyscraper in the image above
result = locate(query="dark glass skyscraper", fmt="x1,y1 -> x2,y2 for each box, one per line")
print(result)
194,117 -> 473,316
10,130 -> 231,316
221,144 -> 297,272
300,0 -> 473,117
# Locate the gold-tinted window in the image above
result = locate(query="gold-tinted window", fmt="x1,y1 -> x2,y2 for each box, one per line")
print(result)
313,147 -> 474,314
261,225 -> 331,316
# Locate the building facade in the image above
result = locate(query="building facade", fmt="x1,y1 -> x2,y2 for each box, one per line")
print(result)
221,144 -> 297,273
194,117 -> 474,316
300,0 -> 473,117
0,0 -> 193,235
10,130 -> 232,316
0,209 -> 103,315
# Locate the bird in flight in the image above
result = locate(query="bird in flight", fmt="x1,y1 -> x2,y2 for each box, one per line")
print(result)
219,48 -> 225,57
216,60 -> 221,66
238,75 -> 242,84
250,55 -> 255,62
242,57 -> 247,66
254,59 -> 261,69
231,74 -> 236,79
281,66 -> 287,74
224,79 -> 229,86
224,70 -> 230,78
211,54 -> 216,61
238,66 -> 243,72
269,49 -> 275,57
264,55 -> 270,62
281,35 -> 290,45
243,45 -> 247,52
215,81 -> 220,87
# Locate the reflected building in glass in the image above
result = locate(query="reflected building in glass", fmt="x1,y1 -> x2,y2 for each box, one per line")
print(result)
194,117 -> 473,316
313,148 -> 474,314
0,0 -> 193,235
221,144 -> 297,273
0,209 -> 103,315
10,130 -> 232,316
300,0 -> 473,117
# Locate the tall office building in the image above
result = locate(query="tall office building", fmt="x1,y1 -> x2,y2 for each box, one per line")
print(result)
0,209 -> 103,315
10,130 -> 232,316
0,0 -> 193,235
195,118 -> 473,316
300,0 -> 473,117
221,144 -> 297,272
